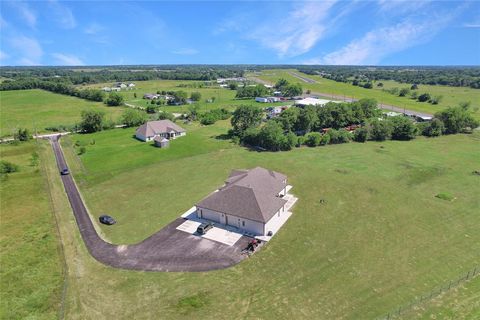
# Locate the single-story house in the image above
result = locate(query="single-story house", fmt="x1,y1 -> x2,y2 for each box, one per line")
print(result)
295,97 -> 337,107
196,167 -> 290,236
255,97 -> 281,103
128,83 -> 136,88
135,120 -> 186,142
256,97 -> 269,103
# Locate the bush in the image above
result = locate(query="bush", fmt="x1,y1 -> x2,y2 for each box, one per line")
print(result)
320,133 -> 330,145
429,95 -> 443,105
105,92 -> 124,106
145,105 -> 158,114
328,129 -> 351,144
435,105 -> 479,134
368,119 -> 391,141
296,135 -> 305,147
418,93 -> 431,102
14,128 -> 30,141
389,116 -> 417,140
121,109 -> 148,127
399,88 -> 410,97
190,92 -> 202,101
422,118 -> 445,137
363,82 -> 373,89
78,146 -> 86,155
305,132 -> 322,147
80,110 -> 105,133
0,160 -> 19,174
353,127 -> 368,142
158,111 -> 175,121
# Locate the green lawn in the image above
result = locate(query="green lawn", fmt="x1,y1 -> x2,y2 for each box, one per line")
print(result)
0,141 -> 63,319
0,89 -> 127,137
251,69 -> 480,119
52,120 -> 480,319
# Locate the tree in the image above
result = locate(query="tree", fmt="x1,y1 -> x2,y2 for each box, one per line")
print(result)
145,105 -> 158,114
429,95 -> 443,105
121,109 -> 148,127
411,84 -> 418,90
389,116 -> 417,140
422,118 -> 445,137
352,80 -> 359,86
173,90 -> 188,104
353,127 -> 368,142
257,121 -> 290,151
187,104 -> 200,121
14,128 -> 30,141
363,82 -> 373,89
377,82 -> 384,87
105,92 -> 124,106
190,91 -> 202,101
399,88 -> 410,97
275,78 -> 289,90
80,109 -> 105,133
305,132 -> 322,147
277,107 -> 299,131
158,111 -> 175,121
134,92 -> 137,98
283,83 -> 303,97
410,91 -> 418,100
231,105 -> 262,136
296,106 -> 318,133
368,119 -> 391,141
417,93 -> 431,102
435,105 -> 479,134
228,82 -> 238,90
235,85 -> 269,98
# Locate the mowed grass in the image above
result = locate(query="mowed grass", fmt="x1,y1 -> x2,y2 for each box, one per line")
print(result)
252,69 -> 480,119
84,79 -> 288,113
0,89 -> 127,137
54,121 -> 480,319
0,141 -> 63,319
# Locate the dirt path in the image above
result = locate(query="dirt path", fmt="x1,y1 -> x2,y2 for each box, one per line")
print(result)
49,135 -> 249,272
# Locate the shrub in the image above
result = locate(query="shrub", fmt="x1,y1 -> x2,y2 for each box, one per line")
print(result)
368,119 -> 392,141
296,135 -> 305,147
389,116 -> 417,140
353,127 -> 368,142
78,146 -> 86,155
305,132 -> 322,147
320,133 -> 330,145
417,93 -> 431,102
328,129 -> 351,144
145,105 -> 158,114
0,160 -> 19,174
121,109 -> 148,127
422,118 -> 445,137
399,88 -> 410,97
14,128 -> 30,141
158,111 -> 175,121
190,92 -> 202,101
429,95 -> 443,105
105,92 -> 124,106
435,105 -> 479,134
80,110 -> 105,133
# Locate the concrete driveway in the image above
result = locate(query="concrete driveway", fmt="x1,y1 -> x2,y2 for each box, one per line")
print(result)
50,135 -> 251,272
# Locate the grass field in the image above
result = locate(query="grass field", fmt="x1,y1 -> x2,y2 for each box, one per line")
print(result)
251,69 -> 480,119
52,119 -> 480,319
0,89 -> 127,137
84,79 -> 288,113
0,141 -> 63,319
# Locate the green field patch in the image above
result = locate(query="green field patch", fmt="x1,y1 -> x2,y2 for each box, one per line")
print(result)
175,292 -> 211,315
435,193 -> 456,201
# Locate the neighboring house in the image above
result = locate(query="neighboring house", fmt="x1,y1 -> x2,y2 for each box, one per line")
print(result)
256,97 -> 281,103
135,120 -> 186,142
143,93 -> 159,100
128,83 -> 136,88
256,97 -> 269,103
102,87 -> 112,92
196,167 -> 290,236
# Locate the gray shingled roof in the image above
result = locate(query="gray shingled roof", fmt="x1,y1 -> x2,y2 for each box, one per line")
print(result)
196,167 -> 287,223
136,120 -> 185,137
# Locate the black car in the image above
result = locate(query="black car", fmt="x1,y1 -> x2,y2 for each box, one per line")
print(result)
196,222 -> 214,235
60,168 -> 70,175
99,215 -> 116,225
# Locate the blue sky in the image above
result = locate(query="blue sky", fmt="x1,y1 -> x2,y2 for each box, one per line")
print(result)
0,0 -> 479,66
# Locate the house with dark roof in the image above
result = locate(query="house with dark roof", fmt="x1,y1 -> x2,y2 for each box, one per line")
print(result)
135,120 -> 186,142
196,167 -> 290,236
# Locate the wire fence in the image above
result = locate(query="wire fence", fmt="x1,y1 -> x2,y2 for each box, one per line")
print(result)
378,265 -> 479,320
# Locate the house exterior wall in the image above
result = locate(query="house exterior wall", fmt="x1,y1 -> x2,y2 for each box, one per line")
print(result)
196,206 -> 266,235
263,205 -> 286,236
135,133 -> 147,142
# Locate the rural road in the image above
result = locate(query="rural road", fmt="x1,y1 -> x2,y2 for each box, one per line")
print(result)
50,135 -> 249,272
249,73 -> 433,118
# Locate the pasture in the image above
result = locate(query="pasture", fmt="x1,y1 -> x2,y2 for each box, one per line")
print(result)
84,79 -> 288,113
52,120 -> 480,319
0,141 -> 63,319
0,89 -> 127,137
251,69 -> 480,119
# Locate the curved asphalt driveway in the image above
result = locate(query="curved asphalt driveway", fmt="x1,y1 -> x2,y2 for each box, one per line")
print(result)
50,136 -> 249,272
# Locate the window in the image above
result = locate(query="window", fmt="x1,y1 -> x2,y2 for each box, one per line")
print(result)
242,221 -> 245,227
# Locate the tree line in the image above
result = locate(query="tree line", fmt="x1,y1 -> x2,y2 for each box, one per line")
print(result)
229,101 -> 478,151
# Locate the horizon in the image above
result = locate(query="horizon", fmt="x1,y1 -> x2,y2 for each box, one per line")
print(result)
1,1 -> 479,67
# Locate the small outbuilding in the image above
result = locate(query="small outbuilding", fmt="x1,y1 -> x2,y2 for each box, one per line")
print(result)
154,136 -> 170,148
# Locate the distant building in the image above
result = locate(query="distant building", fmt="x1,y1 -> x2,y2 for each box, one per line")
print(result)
153,136 -> 170,148
295,98 -> 336,107
256,97 -> 269,103
255,97 -> 281,103
143,93 -> 159,100
135,120 -> 186,142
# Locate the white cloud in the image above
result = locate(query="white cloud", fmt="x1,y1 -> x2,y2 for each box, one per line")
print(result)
249,1 -> 338,57
9,1 -> 37,28
10,35 -> 43,65
48,0 -> 76,29
52,53 -> 84,66
0,50 -> 9,60
463,23 -> 480,28
172,48 -> 199,55
84,23 -> 104,35
308,9 -> 461,65
377,0 -> 431,15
